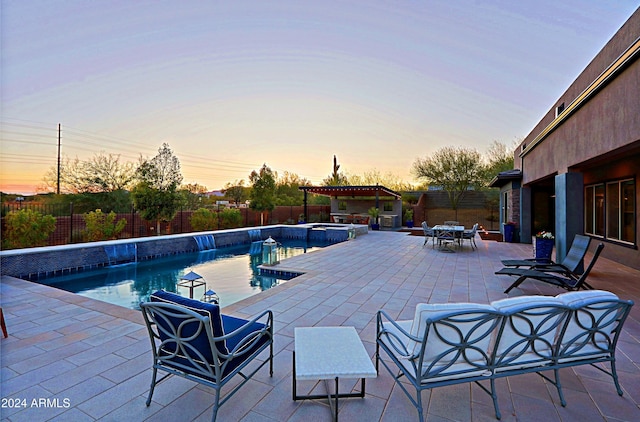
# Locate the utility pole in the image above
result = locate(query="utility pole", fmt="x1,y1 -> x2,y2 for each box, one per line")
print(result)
57,123 -> 61,194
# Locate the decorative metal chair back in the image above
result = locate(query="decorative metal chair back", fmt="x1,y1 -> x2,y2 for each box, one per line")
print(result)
140,291 -> 273,421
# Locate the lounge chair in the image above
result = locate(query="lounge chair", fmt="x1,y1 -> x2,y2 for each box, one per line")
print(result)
140,290 -> 274,421
501,234 -> 591,276
421,221 -> 435,247
496,243 -> 604,294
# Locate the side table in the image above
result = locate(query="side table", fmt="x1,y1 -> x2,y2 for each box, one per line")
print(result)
293,326 -> 377,421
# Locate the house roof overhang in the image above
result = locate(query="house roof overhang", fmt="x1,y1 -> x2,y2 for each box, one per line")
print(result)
299,185 -> 402,199
489,169 -> 523,188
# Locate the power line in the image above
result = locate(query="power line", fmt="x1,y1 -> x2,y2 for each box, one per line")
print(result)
1,119 -> 330,187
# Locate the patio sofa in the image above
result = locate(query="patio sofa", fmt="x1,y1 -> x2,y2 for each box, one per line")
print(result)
376,290 -> 634,421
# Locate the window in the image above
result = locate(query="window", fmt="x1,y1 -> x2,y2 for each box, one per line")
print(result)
555,103 -> 565,118
585,179 -> 635,244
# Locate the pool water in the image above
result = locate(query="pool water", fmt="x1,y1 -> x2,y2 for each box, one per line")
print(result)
36,239 -> 329,309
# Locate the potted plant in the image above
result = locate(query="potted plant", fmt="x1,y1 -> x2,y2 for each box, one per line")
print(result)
368,207 -> 380,230
533,231 -> 555,262
503,221 -> 516,243
404,209 -> 414,228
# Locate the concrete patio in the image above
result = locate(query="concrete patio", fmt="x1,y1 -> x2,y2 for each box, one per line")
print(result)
1,231 -> 639,421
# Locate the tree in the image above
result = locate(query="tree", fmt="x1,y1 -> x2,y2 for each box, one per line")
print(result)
219,208 -> 242,229
223,180 -> 247,205
136,143 -> 183,190
412,146 -> 485,219
180,183 -> 208,210
45,190 -> 132,214
85,152 -> 137,192
2,209 -> 56,249
483,140 -> 517,183
322,155 -> 349,185
132,143 -> 184,234
348,168 -> 412,191
190,208 -> 218,231
83,209 -> 127,241
41,152 -> 136,193
248,163 -> 276,225
275,171 -> 311,206
182,183 -> 208,195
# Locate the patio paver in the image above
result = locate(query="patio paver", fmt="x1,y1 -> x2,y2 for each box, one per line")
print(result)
1,231 -> 639,421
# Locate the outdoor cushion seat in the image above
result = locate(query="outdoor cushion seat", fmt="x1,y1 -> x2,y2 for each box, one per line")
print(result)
490,295 -> 567,371
556,290 -> 621,362
141,290 -> 273,421
376,290 -> 633,421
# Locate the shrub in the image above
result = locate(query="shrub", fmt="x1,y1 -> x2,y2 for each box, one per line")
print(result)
83,209 -> 127,241
219,208 -> 242,229
2,209 -> 56,249
190,208 -> 218,231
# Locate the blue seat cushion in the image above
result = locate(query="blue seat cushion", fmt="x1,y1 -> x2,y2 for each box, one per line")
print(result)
150,290 -> 229,356
149,291 -> 271,382
219,314 -> 270,379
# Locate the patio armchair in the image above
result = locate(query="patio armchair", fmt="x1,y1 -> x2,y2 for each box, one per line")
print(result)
501,234 -> 591,276
496,243 -> 604,294
421,221 -> 435,246
140,290 -> 274,421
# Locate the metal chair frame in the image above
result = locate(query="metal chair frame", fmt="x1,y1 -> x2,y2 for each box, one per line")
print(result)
375,297 -> 633,421
501,234 -> 592,274
497,243 -> 604,294
141,302 -> 273,421
421,221 -> 435,247
462,223 -> 479,250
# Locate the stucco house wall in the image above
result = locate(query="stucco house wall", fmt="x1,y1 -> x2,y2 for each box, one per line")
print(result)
512,8 -> 639,270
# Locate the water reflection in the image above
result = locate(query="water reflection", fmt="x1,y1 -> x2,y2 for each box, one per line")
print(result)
36,239 -> 330,309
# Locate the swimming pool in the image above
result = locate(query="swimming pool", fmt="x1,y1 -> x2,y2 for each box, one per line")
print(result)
35,239 -> 329,309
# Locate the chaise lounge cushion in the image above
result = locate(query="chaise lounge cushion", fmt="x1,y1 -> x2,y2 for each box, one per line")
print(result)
409,303 -> 498,381
491,295 -> 566,370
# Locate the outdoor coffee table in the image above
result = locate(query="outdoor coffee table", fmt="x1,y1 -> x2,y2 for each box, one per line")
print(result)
293,326 -> 377,421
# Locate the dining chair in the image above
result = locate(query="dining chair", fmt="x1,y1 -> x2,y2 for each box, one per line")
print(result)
421,221 -> 435,247
436,227 -> 457,252
462,223 -> 479,249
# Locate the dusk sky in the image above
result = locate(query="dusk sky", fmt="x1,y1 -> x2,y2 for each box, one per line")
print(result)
1,1 -> 638,195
